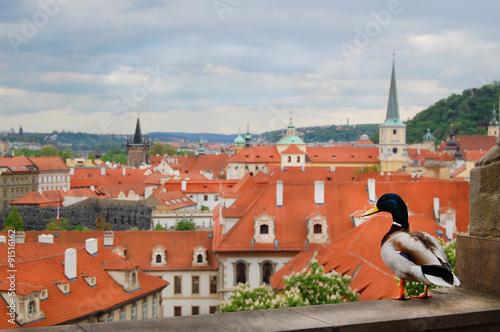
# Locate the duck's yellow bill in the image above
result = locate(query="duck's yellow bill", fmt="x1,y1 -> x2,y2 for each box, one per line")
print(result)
361,205 -> 379,217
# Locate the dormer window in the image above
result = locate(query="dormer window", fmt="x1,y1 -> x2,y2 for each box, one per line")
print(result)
306,211 -> 329,244
253,211 -> 275,244
151,244 -> 167,267
192,245 -> 208,266
40,289 -> 48,301
82,274 -> 97,287
56,281 -> 70,295
131,271 -> 137,286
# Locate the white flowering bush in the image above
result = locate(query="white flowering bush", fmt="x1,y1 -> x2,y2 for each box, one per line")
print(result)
217,259 -> 359,313
283,260 -> 359,305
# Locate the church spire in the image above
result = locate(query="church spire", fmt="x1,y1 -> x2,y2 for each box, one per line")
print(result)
133,117 -> 142,144
382,54 -> 404,126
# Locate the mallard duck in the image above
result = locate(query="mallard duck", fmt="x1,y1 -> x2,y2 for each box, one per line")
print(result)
362,193 -> 460,300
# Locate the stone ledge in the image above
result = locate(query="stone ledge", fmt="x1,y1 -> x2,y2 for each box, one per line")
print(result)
21,288 -> 500,332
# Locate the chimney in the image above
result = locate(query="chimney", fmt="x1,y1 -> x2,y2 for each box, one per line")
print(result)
276,180 -> 283,207
103,231 -> 114,247
69,167 -> 74,175
367,178 -> 376,202
38,234 -> 54,244
90,185 -> 95,192
38,188 -> 43,195
433,197 -> 440,220
15,232 -> 25,243
85,238 -> 98,256
101,167 -> 106,176
0,235 -> 6,243
64,248 -> 77,280
330,166 -> 336,173
122,167 -> 126,176
181,181 -> 187,191
314,181 -> 324,205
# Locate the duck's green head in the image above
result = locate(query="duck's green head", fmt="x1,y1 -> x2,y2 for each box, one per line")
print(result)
361,193 -> 409,226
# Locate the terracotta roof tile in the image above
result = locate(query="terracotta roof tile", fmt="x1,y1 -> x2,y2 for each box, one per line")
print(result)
30,156 -> 69,172
0,244 -> 168,329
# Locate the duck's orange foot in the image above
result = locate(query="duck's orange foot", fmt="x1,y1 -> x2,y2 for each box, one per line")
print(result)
411,285 -> 432,299
392,278 -> 410,300
411,293 -> 432,299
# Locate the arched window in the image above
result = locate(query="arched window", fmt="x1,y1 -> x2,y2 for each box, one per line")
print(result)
197,254 -> 203,263
287,156 -> 291,162
297,156 -> 300,162
260,224 -> 269,234
156,254 -> 162,263
262,263 -> 273,284
131,271 -> 137,285
28,301 -> 35,315
236,263 -> 246,284
314,224 -> 322,234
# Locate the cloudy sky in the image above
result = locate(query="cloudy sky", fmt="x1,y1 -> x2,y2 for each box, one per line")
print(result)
0,0 -> 499,136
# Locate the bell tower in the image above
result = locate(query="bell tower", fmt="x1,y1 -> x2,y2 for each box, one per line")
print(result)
126,118 -> 150,167
378,55 -> 408,172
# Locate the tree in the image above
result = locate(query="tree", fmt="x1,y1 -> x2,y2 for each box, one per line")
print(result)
3,206 -> 24,231
174,218 -> 196,231
45,217 -> 73,231
95,215 -> 112,231
38,145 -> 60,157
153,223 -> 166,231
217,260 -> 358,313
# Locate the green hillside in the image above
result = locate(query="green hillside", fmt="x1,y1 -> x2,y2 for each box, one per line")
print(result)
405,82 -> 500,144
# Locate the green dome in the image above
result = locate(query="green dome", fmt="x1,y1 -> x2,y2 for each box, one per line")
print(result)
234,134 -> 245,146
423,128 -> 434,142
277,135 -> 305,145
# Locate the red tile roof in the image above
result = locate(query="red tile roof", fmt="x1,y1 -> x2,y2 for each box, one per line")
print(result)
30,156 -> 69,172
0,156 -> 37,173
464,149 -> 488,161
180,154 -> 229,177
0,243 -> 168,329
228,146 -> 281,164
306,147 -> 379,163
71,168 -> 152,188
152,190 -> 197,210
455,135 -> 496,155
1,231 -> 218,272
10,188 -> 103,207
213,168 -> 469,254
281,145 -> 304,155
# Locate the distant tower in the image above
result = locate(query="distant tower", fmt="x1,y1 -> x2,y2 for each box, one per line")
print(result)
233,128 -> 245,154
198,134 -> 206,155
488,104 -> 499,137
378,55 -> 408,172
245,124 -> 252,149
18,126 -> 23,136
444,125 -> 463,160
423,128 -> 435,150
126,118 -> 150,167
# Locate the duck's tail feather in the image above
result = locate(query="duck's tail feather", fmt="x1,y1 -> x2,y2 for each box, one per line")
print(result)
422,265 -> 460,287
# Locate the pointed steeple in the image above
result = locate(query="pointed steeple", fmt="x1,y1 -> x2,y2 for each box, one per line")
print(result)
245,124 -> 251,148
382,55 -> 405,126
133,118 -> 142,144
198,134 -> 205,155
490,104 -> 499,126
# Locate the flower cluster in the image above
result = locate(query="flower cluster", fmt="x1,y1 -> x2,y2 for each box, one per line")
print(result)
217,259 -> 359,313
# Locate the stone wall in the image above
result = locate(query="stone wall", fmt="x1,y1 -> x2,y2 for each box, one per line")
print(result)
0,198 -> 152,231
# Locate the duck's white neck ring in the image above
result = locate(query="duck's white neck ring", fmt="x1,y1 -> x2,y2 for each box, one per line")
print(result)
393,221 -> 403,228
